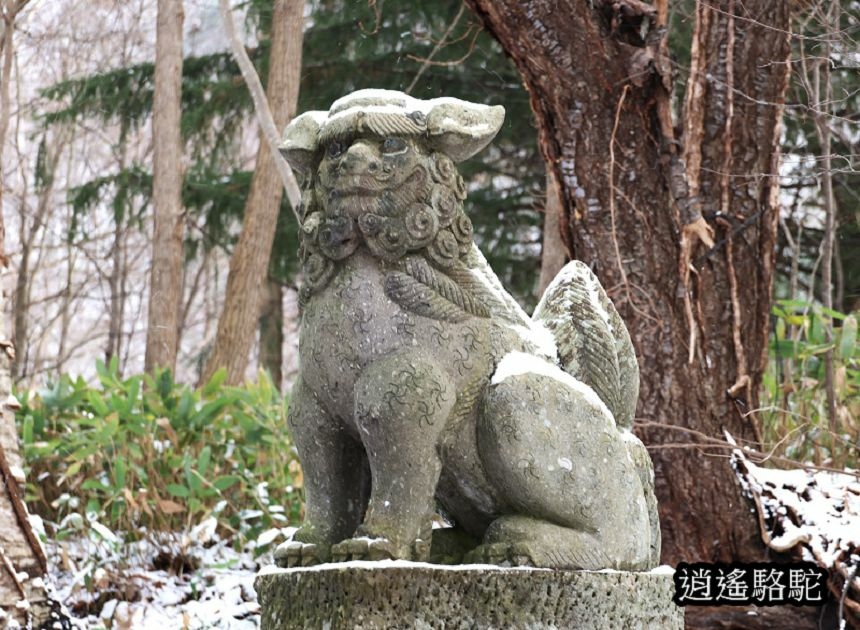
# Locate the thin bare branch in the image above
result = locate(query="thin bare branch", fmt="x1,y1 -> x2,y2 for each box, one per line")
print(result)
218,0 -> 301,218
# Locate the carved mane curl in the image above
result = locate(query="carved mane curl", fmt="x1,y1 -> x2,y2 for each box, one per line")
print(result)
297,149 -> 475,303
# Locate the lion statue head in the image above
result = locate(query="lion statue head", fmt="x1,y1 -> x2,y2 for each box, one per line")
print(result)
278,89 -> 505,300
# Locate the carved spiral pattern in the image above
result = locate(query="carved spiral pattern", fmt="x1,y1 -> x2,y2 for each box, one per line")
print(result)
319,215 -> 358,260
431,153 -> 456,183
452,174 -> 466,200
304,252 -> 334,291
431,185 -> 460,228
404,204 -> 438,248
364,219 -> 409,261
431,153 -> 467,200
427,229 -> 459,268
451,214 -> 474,254
358,213 -> 383,236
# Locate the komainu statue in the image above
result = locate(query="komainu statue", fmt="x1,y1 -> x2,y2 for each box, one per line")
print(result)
274,89 -> 660,571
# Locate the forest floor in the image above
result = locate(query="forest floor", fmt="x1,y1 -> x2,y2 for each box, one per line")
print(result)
44,521 -> 296,629
40,455 -> 859,628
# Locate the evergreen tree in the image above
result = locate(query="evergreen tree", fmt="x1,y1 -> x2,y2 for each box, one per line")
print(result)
41,0 -> 545,320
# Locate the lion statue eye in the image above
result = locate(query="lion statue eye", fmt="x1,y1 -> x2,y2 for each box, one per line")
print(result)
327,141 -> 346,158
382,137 -> 407,155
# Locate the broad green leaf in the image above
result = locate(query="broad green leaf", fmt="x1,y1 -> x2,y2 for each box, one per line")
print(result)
839,315 -> 857,361
771,339 -> 801,359
22,416 -> 33,445
198,446 -> 211,477
126,376 -> 141,410
166,483 -> 189,498
176,391 -> 194,424
69,443 -> 98,461
776,317 -> 785,341
189,397 -> 232,428
203,368 -> 227,397
87,390 -> 109,417
777,299 -> 813,310
213,475 -> 241,491
809,310 -> 824,345
185,459 -> 201,493
115,458 -> 127,488
818,306 -> 846,321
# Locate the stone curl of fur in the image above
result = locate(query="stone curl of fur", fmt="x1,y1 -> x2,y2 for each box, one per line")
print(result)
297,151 -> 472,304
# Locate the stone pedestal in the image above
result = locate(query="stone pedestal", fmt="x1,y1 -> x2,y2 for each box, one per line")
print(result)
255,561 -> 683,629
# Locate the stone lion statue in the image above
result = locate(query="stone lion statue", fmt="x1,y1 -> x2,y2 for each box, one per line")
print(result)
274,89 -> 660,571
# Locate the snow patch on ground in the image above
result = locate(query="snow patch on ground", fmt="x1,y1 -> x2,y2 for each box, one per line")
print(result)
47,522 -> 297,629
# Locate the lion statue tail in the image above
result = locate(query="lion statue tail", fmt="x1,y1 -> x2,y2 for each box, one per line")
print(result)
532,261 -> 639,430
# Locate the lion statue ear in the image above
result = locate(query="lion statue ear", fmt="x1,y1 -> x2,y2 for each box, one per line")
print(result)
279,111 -> 326,181
425,100 -> 505,163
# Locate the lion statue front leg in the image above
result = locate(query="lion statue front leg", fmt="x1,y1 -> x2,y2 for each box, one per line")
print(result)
274,378 -> 371,568
329,352 -> 456,562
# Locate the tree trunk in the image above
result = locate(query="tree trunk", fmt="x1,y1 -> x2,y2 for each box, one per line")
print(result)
258,277 -> 284,388
144,0 -> 185,375
0,4 -> 48,621
106,210 -> 125,365
200,0 -> 303,386
537,170 -> 567,295
812,1 -> 838,433
465,1 -> 797,626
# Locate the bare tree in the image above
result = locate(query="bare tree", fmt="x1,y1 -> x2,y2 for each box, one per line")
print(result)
806,1 -> 840,431
201,0 -> 303,385
144,0 -> 185,374
0,0 -> 49,623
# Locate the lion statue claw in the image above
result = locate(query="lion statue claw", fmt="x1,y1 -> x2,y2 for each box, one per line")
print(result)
273,89 -> 660,571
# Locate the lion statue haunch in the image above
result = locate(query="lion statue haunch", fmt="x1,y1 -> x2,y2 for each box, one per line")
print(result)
273,89 -> 660,571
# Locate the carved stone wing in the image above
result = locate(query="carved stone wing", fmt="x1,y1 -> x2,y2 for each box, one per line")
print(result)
532,261 -> 639,429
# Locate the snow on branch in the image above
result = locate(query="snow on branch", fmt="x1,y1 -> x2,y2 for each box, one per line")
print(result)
730,437 -> 859,624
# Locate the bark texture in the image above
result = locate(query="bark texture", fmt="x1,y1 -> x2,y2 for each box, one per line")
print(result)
144,0 -> 185,374
259,278 -> 284,387
201,0 -> 303,385
537,170 -> 568,295
464,0 -> 794,625
0,1 -> 49,623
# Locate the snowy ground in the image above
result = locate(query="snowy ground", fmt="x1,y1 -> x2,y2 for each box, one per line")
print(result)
732,443 -> 860,621
45,520 -> 296,629
43,450 -> 860,629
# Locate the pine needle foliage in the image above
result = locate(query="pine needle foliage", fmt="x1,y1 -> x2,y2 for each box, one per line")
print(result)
40,0 -> 546,302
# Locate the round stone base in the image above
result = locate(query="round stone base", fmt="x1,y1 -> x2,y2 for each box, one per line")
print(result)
255,561 -> 683,629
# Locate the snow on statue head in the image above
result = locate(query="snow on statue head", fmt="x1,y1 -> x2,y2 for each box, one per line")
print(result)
275,89 -> 661,571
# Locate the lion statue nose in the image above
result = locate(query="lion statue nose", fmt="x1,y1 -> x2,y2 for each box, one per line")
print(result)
342,141 -> 381,174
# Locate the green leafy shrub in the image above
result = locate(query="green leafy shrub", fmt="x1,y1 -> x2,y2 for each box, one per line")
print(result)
762,300 -> 859,467
15,358 -> 303,547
